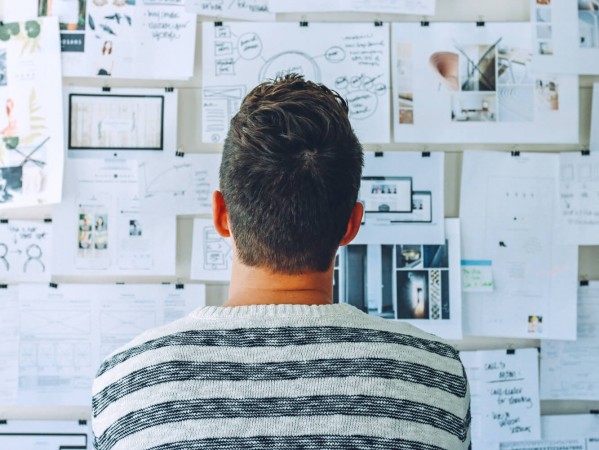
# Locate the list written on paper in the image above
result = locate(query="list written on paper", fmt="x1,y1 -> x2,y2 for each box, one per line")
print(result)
461,349 -> 541,448
145,0 -> 194,43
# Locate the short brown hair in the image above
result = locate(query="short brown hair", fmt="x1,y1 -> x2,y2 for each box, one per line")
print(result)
220,74 -> 363,274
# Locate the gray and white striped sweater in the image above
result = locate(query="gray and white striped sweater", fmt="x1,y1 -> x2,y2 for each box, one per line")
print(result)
92,304 -> 471,450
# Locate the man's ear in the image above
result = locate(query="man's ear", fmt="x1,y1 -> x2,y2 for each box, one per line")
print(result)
339,201 -> 363,246
212,190 -> 231,238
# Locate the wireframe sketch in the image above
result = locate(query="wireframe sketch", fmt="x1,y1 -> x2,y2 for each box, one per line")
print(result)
0,220 -> 52,282
69,94 -> 163,149
204,226 -> 231,271
202,22 -> 391,143
191,218 -> 233,281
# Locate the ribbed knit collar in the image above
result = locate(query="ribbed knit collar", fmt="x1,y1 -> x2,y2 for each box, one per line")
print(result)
192,303 -> 358,319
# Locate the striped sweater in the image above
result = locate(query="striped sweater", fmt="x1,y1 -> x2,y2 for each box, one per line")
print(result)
92,304 -> 471,450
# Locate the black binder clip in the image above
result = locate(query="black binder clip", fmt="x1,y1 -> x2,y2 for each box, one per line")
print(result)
102,86 -> 111,92
511,151 -> 520,157
582,149 -> 590,156
506,348 -> 516,355
214,21 -> 223,27
476,20 -> 486,27
49,282 -> 58,289
300,21 -> 309,27
374,20 -> 383,27
165,86 -> 174,93
374,151 -> 384,157
175,150 -> 185,158
0,419 -> 7,425
580,280 -> 589,287
44,218 -> 52,223
0,284 -> 8,289
0,219 -> 8,224
590,409 -> 599,415
79,419 -> 88,426
420,20 -> 430,27
176,284 -> 185,290
422,151 -> 431,157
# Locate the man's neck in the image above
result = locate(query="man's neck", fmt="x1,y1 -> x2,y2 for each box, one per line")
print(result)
224,259 -> 334,307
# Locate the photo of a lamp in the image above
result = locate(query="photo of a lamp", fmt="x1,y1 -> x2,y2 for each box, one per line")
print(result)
413,283 -> 426,318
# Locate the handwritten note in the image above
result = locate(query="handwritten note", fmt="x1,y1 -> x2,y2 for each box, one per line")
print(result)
558,151 -> 599,245
201,22 -> 391,144
186,0 -> 274,20
460,349 -> 541,448
461,260 -> 494,292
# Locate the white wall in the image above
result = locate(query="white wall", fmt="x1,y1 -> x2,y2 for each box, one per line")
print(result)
1,0 -> 598,421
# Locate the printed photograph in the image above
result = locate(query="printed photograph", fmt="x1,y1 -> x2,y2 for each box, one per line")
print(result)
0,166 -> 23,203
78,213 -> 93,249
129,219 -> 142,236
528,315 -> 543,333
94,214 -> 108,249
451,93 -> 497,122
0,50 -> 6,87
396,270 -> 429,319
458,44 -> 496,92
423,242 -> 449,268
536,78 -> 559,111
579,0 -> 599,48
396,245 -> 422,269
538,41 -> 553,56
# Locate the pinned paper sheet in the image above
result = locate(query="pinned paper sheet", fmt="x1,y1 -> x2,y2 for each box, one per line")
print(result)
461,260 -> 494,292
353,152 -> 445,245
461,151 -> 578,340
64,87 -> 179,158
461,348 -> 541,449
16,283 -> 206,406
500,414 -> 599,450
270,0 -> 436,15
190,218 -> 233,282
202,22 -> 391,144
0,286 -> 19,403
0,17 -> 65,209
0,420 -> 91,450
557,151 -> 599,245
392,22 -> 579,144
541,282 -> 599,400
532,0 -> 599,75
52,159 -> 176,277
341,219 -> 463,340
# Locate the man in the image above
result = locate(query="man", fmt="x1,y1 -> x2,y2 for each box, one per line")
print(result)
92,74 -> 471,450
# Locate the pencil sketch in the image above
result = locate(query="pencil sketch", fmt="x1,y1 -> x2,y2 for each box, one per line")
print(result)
203,22 -> 391,143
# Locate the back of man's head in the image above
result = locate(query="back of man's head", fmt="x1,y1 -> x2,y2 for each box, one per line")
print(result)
220,74 -> 363,274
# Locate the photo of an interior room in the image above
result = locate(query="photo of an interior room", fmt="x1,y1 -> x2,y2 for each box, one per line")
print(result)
458,44 -> 497,91
451,92 -> 497,121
